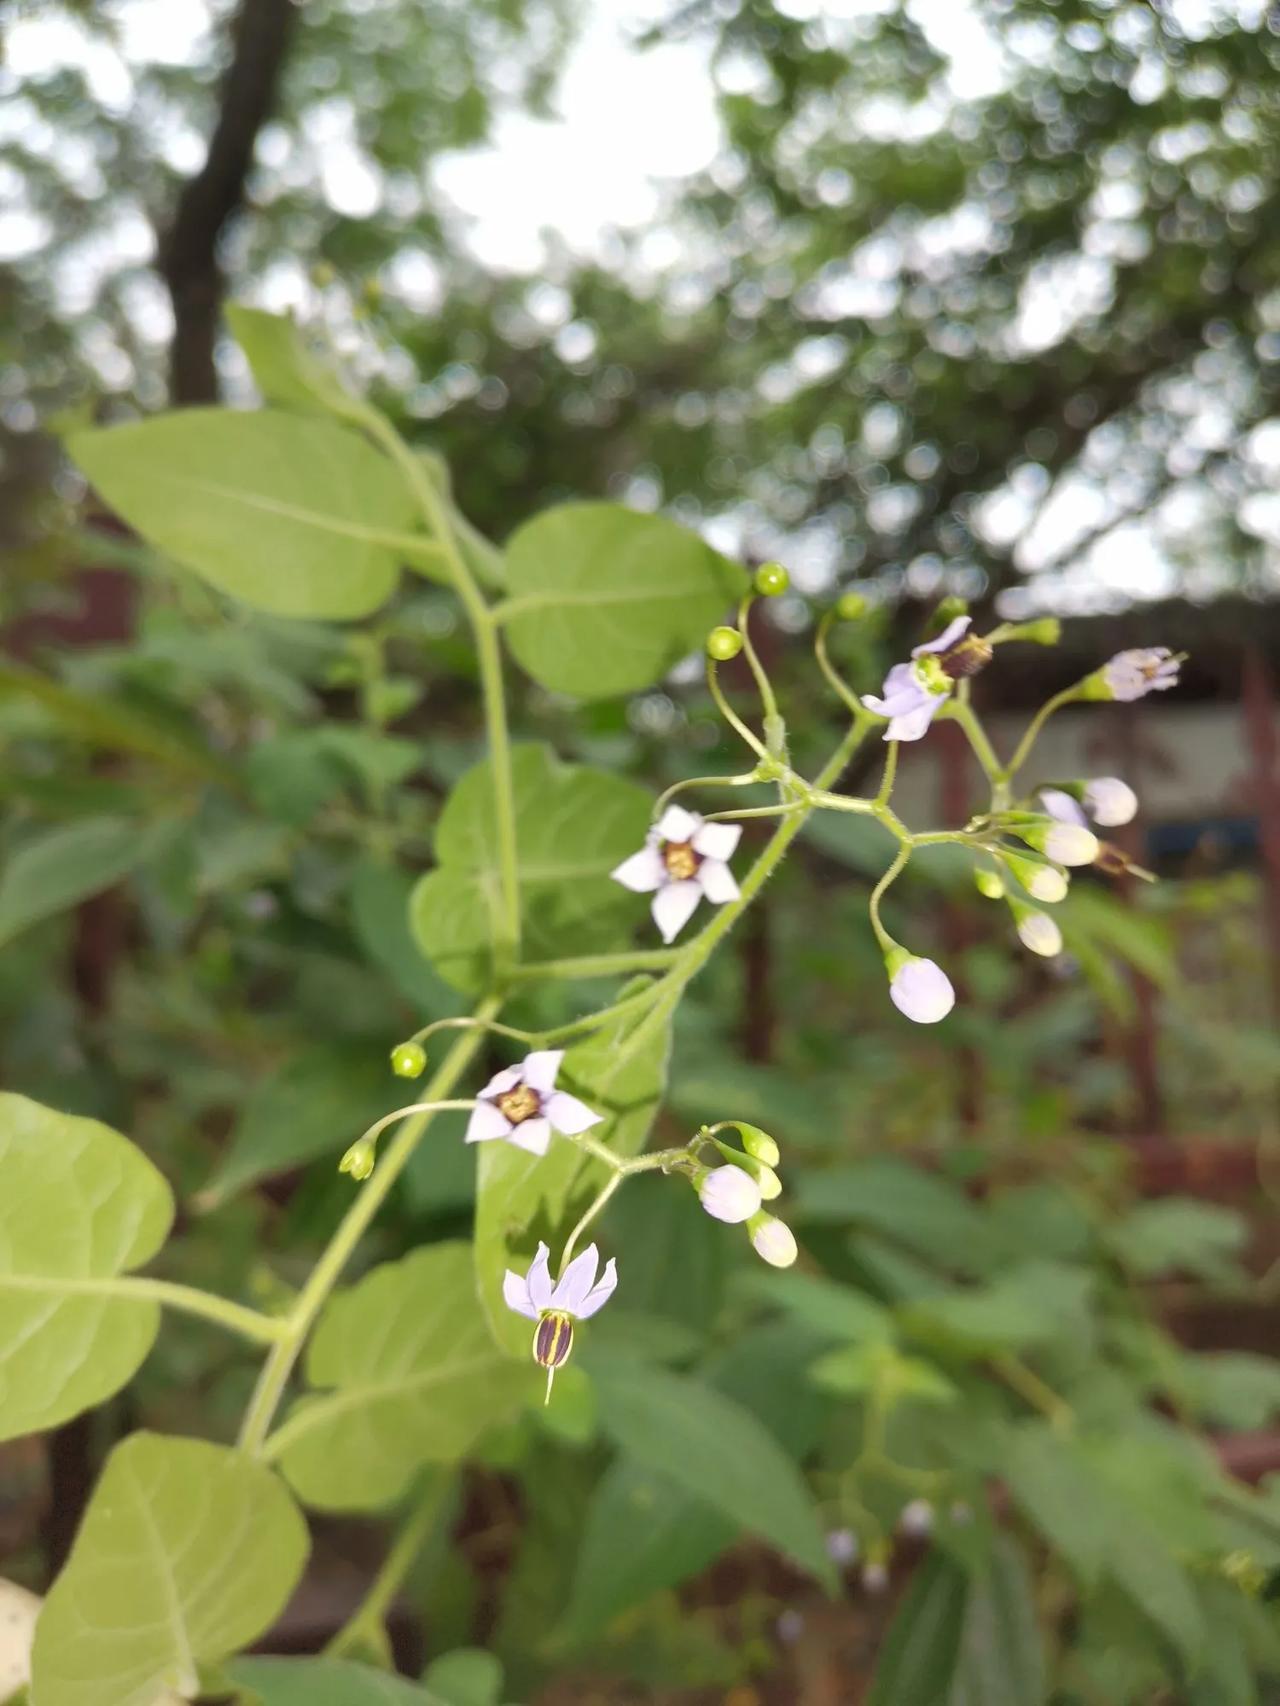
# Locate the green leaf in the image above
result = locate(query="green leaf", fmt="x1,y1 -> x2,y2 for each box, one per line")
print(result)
948,1535 -> 1046,1706
410,743 -> 650,991
501,502 -> 747,699
733,1268 -> 895,1343
417,451 -> 506,593
475,982 -> 672,1355
811,1342 -> 957,1406
901,1262 -> 1094,1358
0,818 -> 156,947
589,1356 -> 834,1588
226,304 -> 363,418
791,1159 -> 992,1277
1177,1352 -> 1280,1430
1001,1425 -> 1113,1587
229,1657 -> 447,1706
867,1550 -> 969,1706
350,857 -> 456,1016
200,1041 -> 395,1205
68,409 -> 417,619
271,1243 -> 529,1510
1108,1199 -> 1247,1282
420,1650 -> 503,1706
31,1433 -> 307,1706
0,1094 -> 173,1441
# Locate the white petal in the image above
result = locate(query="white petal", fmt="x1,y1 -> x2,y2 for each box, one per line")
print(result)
545,1090 -> 602,1135
886,700 -> 940,742
611,846 -> 665,893
505,1116 -> 552,1156
1083,777 -> 1137,827
465,1100 -> 513,1145
655,804 -> 701,843
889,957 -> 955,1024
576,1256 -> 618,1319
912,614 -> 971,657
552,1245 -> 601,1314
692,820 -> 742,861
1038,788 -> 1086,827
526,1242 -> 554,1312
697,858 -> 740,905
698,1165 -> 762,1224
1017,911 -> 1063,957
502,1268 -> 539,1320
651,879 -> 703,943
522,1049 -> 563,1095
477,1064 -> 522,1099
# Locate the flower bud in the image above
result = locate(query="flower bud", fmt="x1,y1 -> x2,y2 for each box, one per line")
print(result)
861,1559 -> 889,1595
899,1499 -> 934,1537
1011,901 -> 1063,958
698,1164 -> 762,1224
1001,850 -> 1068,904
736,1122 -> 781,1167
836,591 -> 868,621
339,1137 -> 376,1181
711,1140 -> 782,1199
826,1528 -> 860,1565
1017,820 -> 1099,867
1083,776 -> 1138,826
998,617 -> 1060,646
973,865 -> 1005,900
748,1211 -> 798,1267
885,948 -> 956,1024
390,1040 -> 427,1079
754,561 -> 790,596
706,625 -> 743,662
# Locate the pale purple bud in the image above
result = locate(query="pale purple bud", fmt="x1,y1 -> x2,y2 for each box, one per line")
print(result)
1083,776 -> 1138,826
749,1212 -> 798,1267
899,1499 -> 934,1537
887,953 -> 955,1024
826,1528 -> 860,1565
698,1164 -> 762,1224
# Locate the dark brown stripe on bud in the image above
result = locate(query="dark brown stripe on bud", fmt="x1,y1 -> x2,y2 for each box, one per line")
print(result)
533,1310 -> 574,1369
940,636 -> 994,680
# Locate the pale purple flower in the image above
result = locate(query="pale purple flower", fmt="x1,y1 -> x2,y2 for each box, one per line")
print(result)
611,804 -> 742,943
698,1163 -> 762,1224
888,954 -> 956,1024
1039,787 -> 1087,828
465,1050 -> 600,1158
862,615 -> 972,742
1103,647 -> 1181,701
826,1528 -> 860,1565
502,1239 -> 617,1323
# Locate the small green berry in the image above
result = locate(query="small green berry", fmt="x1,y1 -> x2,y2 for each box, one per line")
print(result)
707,625 -> 743,662
339,1137 -> 376,1181
754,561 -> 790,597
390,1040 -> 427,1079
836,591 -> 868,621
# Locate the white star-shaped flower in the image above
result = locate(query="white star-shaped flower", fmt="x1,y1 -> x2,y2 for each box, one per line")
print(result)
502,1240 -> 618,1325
610,805 -> 742,943
465,1050 -> 600,1158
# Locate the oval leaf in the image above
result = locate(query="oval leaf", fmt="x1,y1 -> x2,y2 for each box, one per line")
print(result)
268,1243 -> 529,1510
0,817 -> 155,947
502,502 -> 746,699
0,1094 -> 173,1440
31,1433 -> 308,1706
69,409 -> 417,619
229,1657 -> 447,1706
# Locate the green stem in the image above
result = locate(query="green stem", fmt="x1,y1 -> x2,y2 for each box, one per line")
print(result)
0,1275 -> 286,1344
505,949 -> 680,982
557,1172 -> 624,1274
323,1476 -> 450,1658
942,699 -> 1003,785
736,593 -> 783,731
992,1352 -> 1074,1431
703,800 -> 810,823
652,770 -> 762,820
1004,687 -> 1079,782
868,843 -> 912,952
876,740 -> 899,805
814,610 -> 868,722
707,659 -> 769,760
236,997 -> 501,1456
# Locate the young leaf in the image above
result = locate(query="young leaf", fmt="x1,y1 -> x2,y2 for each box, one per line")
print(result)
948,1535 -> 1047,1706
410,744 -> 650,991
0,817 -> 157,948
866,1550 -> 969,1705
0,1094 -> 173,1441
502,502 -> 747,699
31,1433 -> 308,1706
589,1355 -> 835,1588
228,1657 -> 447,1706
69,409 -> 418,619
421,1649 -> 503,1706
270,1243 -> 529,1510
225,304 -> 363,419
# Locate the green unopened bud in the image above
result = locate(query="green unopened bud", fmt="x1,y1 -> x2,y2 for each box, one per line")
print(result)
748,1211 -> 798,1268
735,1122 -> 781,1167
711,1140 -> 782,1199
390,1040 -> 427,1079
1000,849 -> 1069,904
973,865 -> 1005,900
997,617 -> 1060,647
707,625 -> 743,662
836,591 -> 868,621
754,561 -> 790,596
339,1137 -> 376,1181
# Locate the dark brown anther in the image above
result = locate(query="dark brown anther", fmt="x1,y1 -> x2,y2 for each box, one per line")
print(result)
940,635 -> 994,680
533,1310 -> 574,1369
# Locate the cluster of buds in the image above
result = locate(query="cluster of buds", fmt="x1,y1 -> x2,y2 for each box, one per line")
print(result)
691,1121 -> 798,1268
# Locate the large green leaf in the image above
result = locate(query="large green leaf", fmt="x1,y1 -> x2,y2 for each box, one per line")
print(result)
410,744 -> 650,991
791,1159 -> 993,1277
475,982 -> 673,1355
949,1536 -> 1047,1706
867,1549 -> 969,1705
0,1094 -> 173,1440
501,502 -> 746,699
0,817 -> 157,947
269,1243 -> 529,1510
229,1657 -> 446,1706
69,408 -> 417,619
226,304 -> 363,419
589,1355 -> 834,1588
31,1433 -> 307,1706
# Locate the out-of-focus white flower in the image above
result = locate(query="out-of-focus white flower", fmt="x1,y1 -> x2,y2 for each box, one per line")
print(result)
861,1561 -> 890,1594
899,1499 -> 934,1537
1039,787 -> 1087,828
886,951 -> 956,1023
698,1164 -> 762,1224
611,805 -> 742,943
1014,906 -> 1063,958
862,615 -> 978,742
749,1212 -> 798,1267
1018,820 -> 1098,867
1002,849 -> 1069,903
1100,647 -> 1181,702
1083,777 -> 1138,826
466,1051 -> 600,1157
826,1528 -> 860,1565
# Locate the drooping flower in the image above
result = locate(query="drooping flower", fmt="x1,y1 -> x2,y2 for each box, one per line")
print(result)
1016,819 -> 1099,867
749,1211 -> 798,1268
503,1241 -> 617,1396
465,1050 -> 600,1157
885,950 -> 956,1024
1012,904 -> 1063,958
862,615 -> 988,742
611,804 -> 742,943
698,1163 -> 762,1224
1040,778 -> 1138,829
1099,647 -> 1182,702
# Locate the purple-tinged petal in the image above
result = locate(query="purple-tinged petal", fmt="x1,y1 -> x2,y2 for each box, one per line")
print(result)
611,846 -> 665,892
544,1090 -> 601,1135
526,1242 -> 554,1312
691,820 -> 742,861
655,804 -> 701,843
886,698 -> 942,742
522,1049 -> 564,1095
652,879 -> 703,943
465,1101 -> 514,1145
576,1256 -> 618,1319
912,614 -> 971,656
477,1064 -> 522,1099
505,1116 -> 552,1156
503,1267 -> 539,1320
1039,788 -> 1087,826
552,1244 -> 601,1314
696,858 -> 740,904
889,956 -> 955,1023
